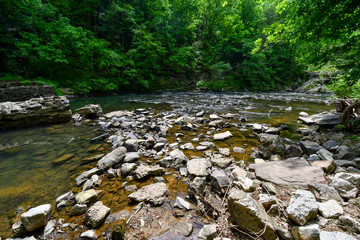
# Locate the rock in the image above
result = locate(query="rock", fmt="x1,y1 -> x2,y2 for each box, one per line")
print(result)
254,158 -> 326,189
44,219 -> 56,236
291,224 -> 320,240
232,167 -> 247,179
76,168 -> 102,186
334,149 -> 355,160
128,182 -> 168,205
198,224 -> 217,240
318,200 -> 343,218
308,182 -> 343,203
169,149 -> 188,167
308,154 -> 320,162
298,112 -> 342,126
252,123 -> 264,131
310,160 -> 336,173
196,111 -> 205,117
153,143 -> 165,151
265,127 -> 280,134
228,188 -> 277,240
97,147 -> 127,170
210,157 -> 232,168
334,160 -> 358,168
70,204 -> 87,216
180,143 -> 195,150
259,194 -> 277,210
331,178 -> 358,199
187,158 -> 212,177
335,172 -> 360,185
56,191 -> 73,209
286,190 -> 319,226
11,221 -> 26,237
124,152 -> 140,163
211,169 -> 231,191
175,222 -> 193,237
20,204 -> 52,231
325,140 -> 338,151
0,96 -> 72,130
174,197 -> 192,210
262,182 -> 277,195
316,149 -> 333,161
80,229 -> 98,239
234,176 -> 255,192
319,231 -> 358,240
233,147 -> 246,153
219,148 -> 230,156
121,163 -> 137,176
300,141 -> 324,155
259,133 -> 285,158
285,144 -> 303,157
213,131 -> 232,141
124,139 -> 138,152
339,215 -> 360,233
75,104 -> 102,119
83,201 -> 110,228
134,165 -> 164,179
267,204 -> 279,217
75,189 -> 99,205
188,177 -> 206,197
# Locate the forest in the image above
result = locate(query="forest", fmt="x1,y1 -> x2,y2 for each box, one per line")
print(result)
0,0 -> 359,96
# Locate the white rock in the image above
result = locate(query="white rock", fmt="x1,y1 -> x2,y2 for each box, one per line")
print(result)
198,224 -> 217,240
187,158 -> 212,177
291,224 -> 320,240
318,199 -> 343,218
286,190 -> 319,226
20,204 -> 52,231
213,131 -> 232,141
80,229 -> 98,239
83,201 -> 110,228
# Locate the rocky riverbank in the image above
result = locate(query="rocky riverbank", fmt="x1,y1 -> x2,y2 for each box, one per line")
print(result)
5,103 -> 360,240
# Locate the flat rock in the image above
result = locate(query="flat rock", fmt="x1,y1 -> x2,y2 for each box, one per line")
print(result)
254,157 -> 326,189
300,141 -> 324,155
175,222 -> 193,237
20,204 -> 52,231
298,112 -> 342,126
286,190 -> 319,226
213,131 -> 232,141
210,157 -> 232,168
187,158 -> 212,177
97,147 -> 127,170
75,189 -> 99,205
134,165 -> 164,179
83,201 -> 110,228
128,182 -> 168,205
124,152 -> 140,163
310,160 -> 336,173
169,149 -> 188,166
320,231 -> 358,240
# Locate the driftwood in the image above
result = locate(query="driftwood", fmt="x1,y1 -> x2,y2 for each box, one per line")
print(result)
335,98 -> 360,129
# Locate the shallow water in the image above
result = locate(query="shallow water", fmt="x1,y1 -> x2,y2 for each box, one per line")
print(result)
0,92 -> 334,237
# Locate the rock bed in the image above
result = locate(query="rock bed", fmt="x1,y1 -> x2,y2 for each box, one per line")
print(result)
7,104 -> 360,240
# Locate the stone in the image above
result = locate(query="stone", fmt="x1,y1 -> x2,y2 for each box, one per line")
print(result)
232,167 -> 247,179
259,194 -> 277,210
75,189 -> 99,205
169,149 -> 188,166
187,158 -> 212,177
83,201 -> 110,228
310,160 -> 336,173
300,141 -> 324,155
219,148 -> 230,156
331,178 -> 358,199
308,182 -> 343,203
153,142 -> 165,151
286,190 -> 319,226
75,104 -> 102,119
233,147 -> 246,153
308,154 -> 320,162
211,169 -> 231,191
213,131 -> 233,141
317,149 -> 333,161
196,111 -> 205,117
188,177 -> 206,197
124,152 -> 140,163
124,139 -> 138,152
11,221 -> 26,237
234,176 -> 255,192
318,200 -> 343,218
259,133 -> 285,158
20,204 -> 52,231
262,182 -> 277,195
180,143 -> 195,150
265,127 -> 280,134
285,144 -> 303,157
210,157 -> 232,168
56,191 -> 73,209
254,158 -> 326,189
335,172 -> 360,185
198,224 -> 217,240
291,224 -> 320,240
319,231 -> 358,240
44,219 -> 56,236
228,188 -> 277,240
267,204 -> 279,217
175,222 -> 193,237
339,215 -> 360,233
298,112 -> 342,126
97,147 -> 127,170
128,182 -> 168,205
325,140 -> 338,151
335,160 -> 358,168
121,163 -> 137,176
80,230 -> 98,239
134,165 -> 164,179
70,204 -> 87,216
174,197 -> 192,210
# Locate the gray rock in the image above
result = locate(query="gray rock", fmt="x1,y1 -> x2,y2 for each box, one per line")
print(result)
308,182 -> 343,203
83,201 -> 110,228
318,200 -> 343,218
153,142 -> 165,151
124,152 -> 140,163
232,167 -> 247,179
291,224 -> 320,240
44,219 -> 56,236
285,144 -> 303,157
169,149 -> 188,167
213,131 -> 232,141
308,154 -> 320,162
196,111 -> 205,117
70,204 -> 87,216
128,182 -> 168,205
259,194 -> 277,210
20,204 -> 52,231
254,158 -> 326,189
218,148 -> 230,156
334,149 -> 355,160
121,163 -> 137,176
317,149 -> 333,161
339,215 -> 360,233
174,197 -> 192,210
210,157 -> 232,168
56,191 -> 73,209
334,160 -> 358,168
188,177 -> 206,197
325,140 -> 338,151
124,139 -> 138,152
234,176 -> 255,192
11,221 -> 26,237
76,168 -> 102,186
75,104 -> 102,119
331,178 -> 358,199
97,147 -> 127,170
233,147 -> 246,153
320,231 -> 358,240
228,188 -> 277,240
335,172 -> 360,185
187,158 -> 212,177
134,165 -> 164,179
175,222 -> 193,237
300,141 -> 324,155
80,229 -> 98,239
259,133 -> 285,158
262,182 -> 277,195
298,112 -> 342,126
75,189 -> 99,205
286,190 -> 319,226
211,169 -> 230,191
198,224 -> 217,240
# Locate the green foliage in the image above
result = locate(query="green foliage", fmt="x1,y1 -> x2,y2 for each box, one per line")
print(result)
335,124 -> 346,131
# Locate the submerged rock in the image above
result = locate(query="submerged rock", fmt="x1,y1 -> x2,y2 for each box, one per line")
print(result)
128,182 -> 168,205
20,204 -> 52,232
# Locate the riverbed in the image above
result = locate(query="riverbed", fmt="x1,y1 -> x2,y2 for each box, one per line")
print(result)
0,92 -> 334,237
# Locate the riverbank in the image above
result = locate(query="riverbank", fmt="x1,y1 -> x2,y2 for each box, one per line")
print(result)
1,92 -> 359,239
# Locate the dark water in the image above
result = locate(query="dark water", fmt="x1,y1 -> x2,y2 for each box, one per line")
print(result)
0,92 -> 334,237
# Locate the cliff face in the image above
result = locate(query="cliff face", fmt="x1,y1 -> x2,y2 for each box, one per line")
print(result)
0,84 -> 55,102
0,96 -> 72,130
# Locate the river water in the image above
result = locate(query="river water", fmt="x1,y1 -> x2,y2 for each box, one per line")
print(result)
0,92 -> 334,237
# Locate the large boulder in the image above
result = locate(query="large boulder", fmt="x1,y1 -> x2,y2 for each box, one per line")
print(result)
97,147 -> 127,170
75,104 -> 102,119
83,201 -> 110,228
259,133 -> 285,158
20,204 -> 52,231
128,182 -> 168,205
228,188 -> 277,240
187,158 -> 212,177
286,190 -> 319,226
254,158 -> 326,189
298,112 -> 342,127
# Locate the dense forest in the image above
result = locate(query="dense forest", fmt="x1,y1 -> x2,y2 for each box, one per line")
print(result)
0,0 -> 359,95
